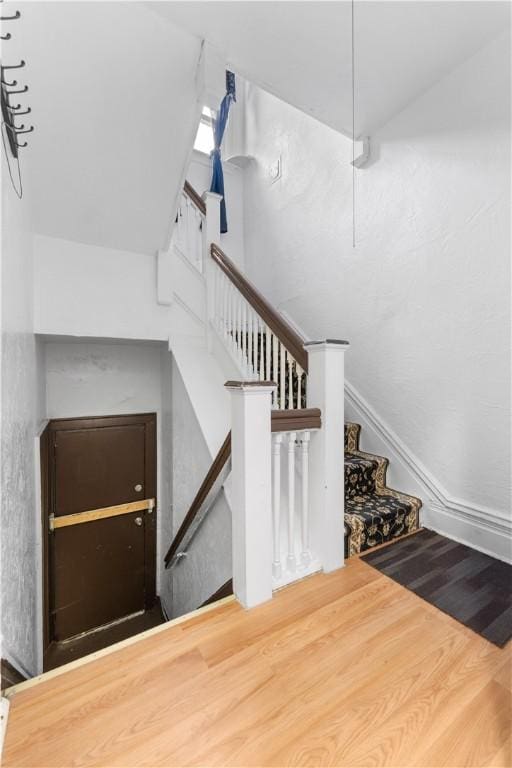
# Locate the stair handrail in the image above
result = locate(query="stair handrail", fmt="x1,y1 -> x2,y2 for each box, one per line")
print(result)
164,432 -> 231,568
210,243 -> 308,372
163,407 -> 321,569
183,180 -> 206,216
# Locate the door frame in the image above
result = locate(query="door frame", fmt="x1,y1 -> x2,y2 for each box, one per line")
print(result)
40,412 -> 157,665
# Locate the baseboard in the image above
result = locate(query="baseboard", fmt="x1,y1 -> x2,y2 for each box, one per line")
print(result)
1,697 -> 10,758
422,502 -> 511,563
4,594 -> 236,699
345,379 -> 511,563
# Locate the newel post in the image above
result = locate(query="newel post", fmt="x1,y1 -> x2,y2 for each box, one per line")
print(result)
203,191 -> 223,349
305,340 -> 350,572
225,380 -> 276,609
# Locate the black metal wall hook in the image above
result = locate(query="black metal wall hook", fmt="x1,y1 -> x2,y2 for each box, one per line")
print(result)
5,84 -> 27,94
0,10 -> 20,20
5,122 -> 33,133
2,59 -> 25,70
1,32 -> 12,40
16,140 -> 27,148
8,105 -> 30,116
1,77 -> 17,87
6,102 -> 22,111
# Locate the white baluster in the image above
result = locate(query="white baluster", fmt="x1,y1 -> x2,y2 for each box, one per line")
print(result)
176,197 -> 183,245
248,308 -> 253,374
279,344 -> 286,409
222,274 -> 229,339
296,365 -> 303,409
287,357 -> 294,410
196,211 -> 203,272
265,326 -> 271,381
237,293 -> 243,362
241,300 -> 247,371
228,282 -> 233,347
272,334 -> 278,408
300,432 -> 311,566
272,434 -> 283,579
259,320 -> 265,381
286,432 -> 296,572
185,196 -> 192,262
233,290 -> 238,353
251,311 -> 257,375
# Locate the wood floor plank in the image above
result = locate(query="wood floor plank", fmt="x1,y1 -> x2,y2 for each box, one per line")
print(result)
415,680 -> 511,767
3,559 -> 510,768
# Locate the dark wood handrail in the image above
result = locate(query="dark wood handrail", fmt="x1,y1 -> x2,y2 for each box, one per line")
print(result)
183,180 -> 206,216
163,408 -> 321,568
164,432 -> 231,568
271,408 -> 321,432
210,243 -> 309,372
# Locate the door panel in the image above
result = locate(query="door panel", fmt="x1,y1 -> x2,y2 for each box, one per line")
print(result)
51,512 -> 147,640
54,425 -> 146,516
44,414 -> 157,655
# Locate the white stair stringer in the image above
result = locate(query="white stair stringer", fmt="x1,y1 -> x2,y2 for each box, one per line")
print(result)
170,339 -> 231,459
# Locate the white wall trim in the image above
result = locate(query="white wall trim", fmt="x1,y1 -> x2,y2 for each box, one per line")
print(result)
345,379 -> 511,563
172,293 -> 205,330
190,148 -> 241,177
172,243 -> 207,283
1,697 -> 10,758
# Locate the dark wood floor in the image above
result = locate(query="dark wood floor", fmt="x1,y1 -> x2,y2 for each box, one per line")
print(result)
363,529 -> 512,646
44,602 -> 165,671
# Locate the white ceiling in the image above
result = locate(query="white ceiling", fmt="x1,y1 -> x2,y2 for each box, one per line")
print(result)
148,1 -> 509,137
11,1 -> 201,254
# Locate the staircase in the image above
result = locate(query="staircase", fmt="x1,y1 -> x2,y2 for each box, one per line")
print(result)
162,180 -> 422,611
344,422 -> 421,557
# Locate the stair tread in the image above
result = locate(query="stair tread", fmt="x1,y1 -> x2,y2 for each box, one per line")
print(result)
343,422 -> 421,557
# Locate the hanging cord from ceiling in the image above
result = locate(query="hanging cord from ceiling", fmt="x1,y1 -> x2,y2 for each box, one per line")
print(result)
1,121 -> 23,198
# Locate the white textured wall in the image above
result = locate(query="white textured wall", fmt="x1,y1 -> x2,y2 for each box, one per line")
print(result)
165,357 -> 231,618
1,175 -> 45,676
34,235 -> 174,341
243,33 -> 511,519
44,339 -> 173,616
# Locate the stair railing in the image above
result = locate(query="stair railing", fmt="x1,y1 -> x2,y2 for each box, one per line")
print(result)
171,181 -> 207,274
163,181 -> 348,610
163,407 -> 322,574
209,243 -> 307,409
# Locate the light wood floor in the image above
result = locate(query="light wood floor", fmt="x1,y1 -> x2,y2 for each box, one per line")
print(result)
4,557 -> 511,767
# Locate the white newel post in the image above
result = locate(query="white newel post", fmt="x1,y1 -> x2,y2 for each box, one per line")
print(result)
305,340 -> 349,572
203,191 -> 223,349
225,380 -> 276,609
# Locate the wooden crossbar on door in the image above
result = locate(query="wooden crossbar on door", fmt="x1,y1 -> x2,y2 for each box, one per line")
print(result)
49,498 -> 155,532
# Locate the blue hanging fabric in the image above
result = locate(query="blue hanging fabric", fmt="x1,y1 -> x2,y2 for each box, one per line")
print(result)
210,71 -> 236,234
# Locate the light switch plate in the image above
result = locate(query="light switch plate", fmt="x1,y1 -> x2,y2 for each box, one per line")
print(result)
269,155 -> 282,183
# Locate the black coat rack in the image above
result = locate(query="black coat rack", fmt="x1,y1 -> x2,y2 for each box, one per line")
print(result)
1,4 -> 34,159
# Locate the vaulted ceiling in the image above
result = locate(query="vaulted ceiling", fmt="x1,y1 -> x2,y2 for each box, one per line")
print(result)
9,1 -> 201,254
148,1 -> 509,138
6,1 -> 508,257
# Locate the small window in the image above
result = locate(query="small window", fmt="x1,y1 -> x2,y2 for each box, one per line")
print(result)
194,106 -> 215,155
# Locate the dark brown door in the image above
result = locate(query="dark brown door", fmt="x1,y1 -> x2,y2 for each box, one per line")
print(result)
43,414 -> 156,652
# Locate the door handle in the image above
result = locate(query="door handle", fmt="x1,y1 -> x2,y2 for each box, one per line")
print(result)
134,516 -> 143,526
134,484 -> 143,492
